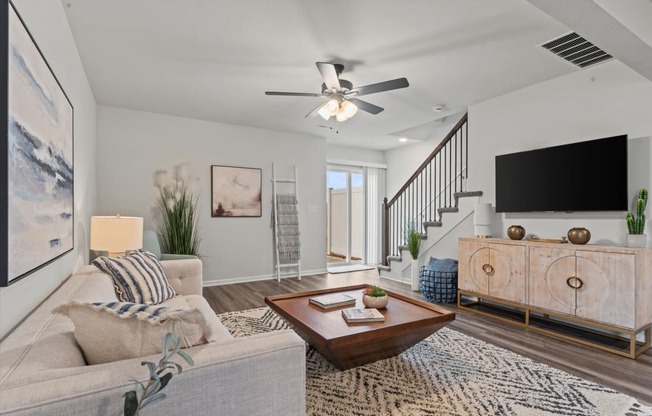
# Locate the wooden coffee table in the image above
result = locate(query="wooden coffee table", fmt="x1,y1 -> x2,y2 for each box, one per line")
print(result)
264,284 -> 455,370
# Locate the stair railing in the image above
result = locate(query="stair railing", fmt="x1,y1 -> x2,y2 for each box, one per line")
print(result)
382,113 -> 468,265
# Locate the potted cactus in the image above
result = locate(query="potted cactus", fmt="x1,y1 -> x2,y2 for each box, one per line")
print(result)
625,188 -> 648,248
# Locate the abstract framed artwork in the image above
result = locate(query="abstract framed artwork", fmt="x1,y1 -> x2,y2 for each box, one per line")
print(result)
211,165 -> 262,217
1,2 -> 74,287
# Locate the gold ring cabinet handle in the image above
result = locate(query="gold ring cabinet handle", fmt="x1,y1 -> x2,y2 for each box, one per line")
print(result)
482,264 -> 494,275
566,276 -> 584,289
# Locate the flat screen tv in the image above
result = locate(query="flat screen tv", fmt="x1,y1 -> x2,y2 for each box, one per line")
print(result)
495,135 -> 628,213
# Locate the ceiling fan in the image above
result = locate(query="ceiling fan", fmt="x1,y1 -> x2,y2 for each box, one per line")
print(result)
265,62 -> 409,122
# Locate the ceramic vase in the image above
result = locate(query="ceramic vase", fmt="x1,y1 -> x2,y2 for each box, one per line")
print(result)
626,234 -> 647,248
507,225 -> 526,240
362,294 -> 389,309
568,227 -> 591,245
411,259 -> 420,291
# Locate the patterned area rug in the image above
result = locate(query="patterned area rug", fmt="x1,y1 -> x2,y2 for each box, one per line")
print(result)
218,307 -> 652,416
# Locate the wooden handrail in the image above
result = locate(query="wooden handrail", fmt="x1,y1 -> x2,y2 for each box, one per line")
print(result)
387,113 -> 467,207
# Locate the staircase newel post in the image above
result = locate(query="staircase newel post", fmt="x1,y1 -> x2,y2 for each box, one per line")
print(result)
382,197 -> 389,266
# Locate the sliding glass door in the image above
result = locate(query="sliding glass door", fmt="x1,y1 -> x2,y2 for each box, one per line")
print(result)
326,167 -> 364,265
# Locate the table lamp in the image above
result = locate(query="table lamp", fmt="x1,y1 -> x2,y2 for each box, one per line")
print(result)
90,215 -> 144,257
474,203 -> 492,238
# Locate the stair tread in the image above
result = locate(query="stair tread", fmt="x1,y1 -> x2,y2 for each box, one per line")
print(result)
454,191 -> 483,198
387,255 -> 402,262
423,221 -> 442,227
438,207 -> 459,213
377,265 -> 391,271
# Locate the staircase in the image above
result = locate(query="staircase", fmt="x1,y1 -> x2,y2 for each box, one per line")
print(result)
379,113 -> 482,280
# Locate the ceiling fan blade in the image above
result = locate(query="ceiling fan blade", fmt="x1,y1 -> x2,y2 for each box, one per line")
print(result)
352,77 -> 409,97
305,102 -> 326,118
265,91 -> 322,97
316,62 -> 341,91
348,98 -> 384,115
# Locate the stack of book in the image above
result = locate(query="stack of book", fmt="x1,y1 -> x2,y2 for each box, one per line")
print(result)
341,308 -> 385,323
309,293 -> 356,310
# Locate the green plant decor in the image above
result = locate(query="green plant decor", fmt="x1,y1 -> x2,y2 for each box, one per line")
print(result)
155,164 -> 201,256
363,285 -> 386,297
626,188 -> 648,235
406,227 -> 421,260
124,333 -> 194,416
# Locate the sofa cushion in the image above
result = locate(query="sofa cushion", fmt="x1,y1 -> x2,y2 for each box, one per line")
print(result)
92,250 -> 176,304
58,301 -> 210,365
161,295 -> 233,342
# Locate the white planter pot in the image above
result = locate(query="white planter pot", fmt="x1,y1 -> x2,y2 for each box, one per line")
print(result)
411,259 -> 420,292
362,294 -> 389,309
626,234 -> 647,248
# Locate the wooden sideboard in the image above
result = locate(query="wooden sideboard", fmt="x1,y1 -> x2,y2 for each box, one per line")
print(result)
458,237 -> 652,358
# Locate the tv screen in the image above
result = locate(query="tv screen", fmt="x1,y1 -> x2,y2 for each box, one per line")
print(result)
495,135 -> 628,213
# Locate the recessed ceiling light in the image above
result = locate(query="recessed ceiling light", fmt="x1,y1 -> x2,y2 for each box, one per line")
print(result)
398,137 -> 408,142
432,105 -> 445,112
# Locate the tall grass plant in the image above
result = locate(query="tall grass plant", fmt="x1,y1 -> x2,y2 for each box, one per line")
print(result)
155,164 -> 200,256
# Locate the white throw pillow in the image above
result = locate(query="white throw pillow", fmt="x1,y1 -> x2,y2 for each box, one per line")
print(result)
57,301 -> 213,365
92,250 -> 176,304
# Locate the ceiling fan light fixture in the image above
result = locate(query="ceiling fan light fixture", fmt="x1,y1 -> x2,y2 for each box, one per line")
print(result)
341,100 -> 358,118
325,99 -> 339,116
336,112 -> 348,122
317,105 -> 331,120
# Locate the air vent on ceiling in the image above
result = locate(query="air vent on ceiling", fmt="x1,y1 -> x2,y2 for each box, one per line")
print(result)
539,32 -> 613,69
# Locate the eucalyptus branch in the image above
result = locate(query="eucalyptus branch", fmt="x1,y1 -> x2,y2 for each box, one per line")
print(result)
124,333 -> 194,416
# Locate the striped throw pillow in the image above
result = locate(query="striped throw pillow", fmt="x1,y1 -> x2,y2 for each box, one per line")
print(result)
88,301 -> 181,323
92,250 -> 176,304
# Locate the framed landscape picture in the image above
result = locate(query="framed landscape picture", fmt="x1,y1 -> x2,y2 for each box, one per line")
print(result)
1,2 -> 74,286
211,165 -> 262,217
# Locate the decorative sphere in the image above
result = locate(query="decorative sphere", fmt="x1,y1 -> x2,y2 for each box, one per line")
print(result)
507,225 -> 526,240
568,227 -> 591,245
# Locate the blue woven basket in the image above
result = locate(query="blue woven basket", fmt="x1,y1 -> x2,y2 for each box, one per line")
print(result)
419,266 -> 458,303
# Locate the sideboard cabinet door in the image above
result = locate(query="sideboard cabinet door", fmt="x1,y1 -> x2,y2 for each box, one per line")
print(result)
487,244 -> 526,304
575,251 -> 635,328
459,240 -> 526,303
458,240 -> 489,294
529,247 -> 577,316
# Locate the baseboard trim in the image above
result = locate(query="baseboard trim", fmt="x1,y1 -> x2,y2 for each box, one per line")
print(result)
203,268 -> 328,287
380,274 -> 409,285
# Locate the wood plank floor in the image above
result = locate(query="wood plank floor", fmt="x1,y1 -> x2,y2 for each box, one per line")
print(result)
203,269 -> 652,406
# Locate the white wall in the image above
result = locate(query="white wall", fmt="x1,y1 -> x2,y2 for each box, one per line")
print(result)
327,144 -> 385,166
0,0 -> 97,339
96,106 -> 327,284
468,60 -> 652,247
384,117 -> 463,198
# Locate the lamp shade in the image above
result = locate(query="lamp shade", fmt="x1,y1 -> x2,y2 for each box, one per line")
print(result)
317,105 -> 331,120
473,203 -> 492,238
90,215 -> 143,256
325,99 -> 339,116
341,100 -> 358,117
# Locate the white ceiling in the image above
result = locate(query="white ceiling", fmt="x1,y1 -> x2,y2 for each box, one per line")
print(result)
60,0 -> 650,150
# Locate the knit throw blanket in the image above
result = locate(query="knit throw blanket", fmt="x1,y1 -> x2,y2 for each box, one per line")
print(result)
273,194 -> 300,263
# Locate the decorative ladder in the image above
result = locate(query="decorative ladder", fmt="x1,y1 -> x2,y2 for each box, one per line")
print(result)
381,113 -> 482,267
272,163 -> 301,282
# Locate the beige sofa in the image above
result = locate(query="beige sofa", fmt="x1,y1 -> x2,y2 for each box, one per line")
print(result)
0,259 -> 306,416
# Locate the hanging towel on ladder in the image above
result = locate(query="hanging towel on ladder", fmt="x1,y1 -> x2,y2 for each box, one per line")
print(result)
273,194 -> 301,264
